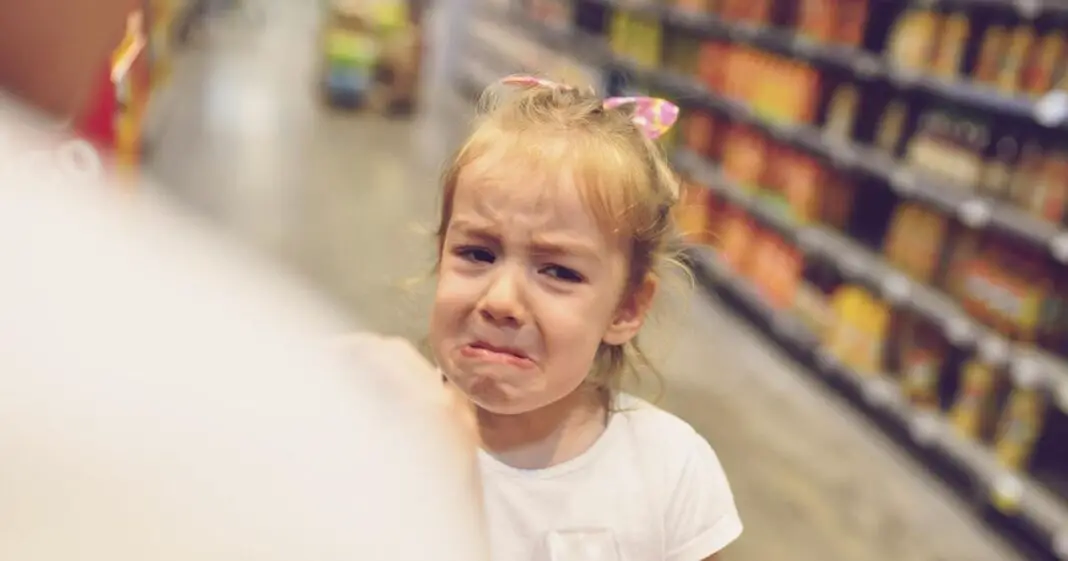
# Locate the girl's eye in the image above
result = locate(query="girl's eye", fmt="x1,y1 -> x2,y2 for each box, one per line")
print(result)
542,264 -> 584,283
455,246 -> 495,263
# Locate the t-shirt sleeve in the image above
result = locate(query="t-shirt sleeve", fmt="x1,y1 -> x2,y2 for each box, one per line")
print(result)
664,431 -> 743,561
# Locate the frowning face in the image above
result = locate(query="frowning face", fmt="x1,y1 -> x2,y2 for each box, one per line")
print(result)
430,157 -> 642,416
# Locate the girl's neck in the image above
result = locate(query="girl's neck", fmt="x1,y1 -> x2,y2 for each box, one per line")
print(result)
477,385 -> 609,470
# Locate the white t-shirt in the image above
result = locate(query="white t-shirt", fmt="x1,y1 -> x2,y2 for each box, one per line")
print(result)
479,394 -> 742,561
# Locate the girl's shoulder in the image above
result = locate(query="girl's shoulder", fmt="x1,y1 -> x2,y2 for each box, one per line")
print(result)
608,392 -> 717,460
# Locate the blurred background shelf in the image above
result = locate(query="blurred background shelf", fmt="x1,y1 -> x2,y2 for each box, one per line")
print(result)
456,0 -> 1068,558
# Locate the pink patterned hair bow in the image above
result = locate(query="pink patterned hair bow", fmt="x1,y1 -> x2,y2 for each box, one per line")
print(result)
500,75 -> 680,140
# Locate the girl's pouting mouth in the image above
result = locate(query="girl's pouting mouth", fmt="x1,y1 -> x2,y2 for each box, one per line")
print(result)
458,340 -> 536,369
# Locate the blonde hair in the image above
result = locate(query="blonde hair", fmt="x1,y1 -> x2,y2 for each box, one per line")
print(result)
435,79 -> 684,394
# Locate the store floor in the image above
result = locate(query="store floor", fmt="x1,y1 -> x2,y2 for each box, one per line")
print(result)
147,1 -> 1021,560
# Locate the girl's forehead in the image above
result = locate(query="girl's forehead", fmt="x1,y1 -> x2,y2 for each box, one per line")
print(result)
455,156 -> 590,219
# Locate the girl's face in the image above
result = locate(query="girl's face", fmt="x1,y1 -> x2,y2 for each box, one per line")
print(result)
430,159 -> 649,416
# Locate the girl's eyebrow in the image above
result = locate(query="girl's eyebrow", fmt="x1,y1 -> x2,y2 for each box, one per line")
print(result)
450,219 -> 604,262
529,238 -> 603,263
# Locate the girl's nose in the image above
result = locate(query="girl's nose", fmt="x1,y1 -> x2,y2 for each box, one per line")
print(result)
477,268 -> 526,327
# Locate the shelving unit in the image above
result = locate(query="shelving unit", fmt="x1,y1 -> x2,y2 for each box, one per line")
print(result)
455,0 -> 1068,558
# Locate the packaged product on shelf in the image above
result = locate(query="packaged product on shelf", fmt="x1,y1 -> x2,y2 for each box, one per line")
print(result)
895,313 -> 949,411
766,238 -> 803,311
677,180 -> 714,244
827,285 -> 883,372
978,131 -> 1022,200
697,41 -> 731,92
823,83 -> 860,141
743,231 -> 802,311
675,0 -> 716,15
715,206 -> 758,272
1022,30 -> 1065,95
885,8 -> 940,72
663,31 -> 701,76
321,1 -> 380,108
993,387 -> 1048,471
944,234 -> 1046,341
852,292 -> 891,374
721,124 -> 767,191
320,0 -> 423,113
751,58 -> 820,125
684,110 -> 722,160
834,0 -> 869,47
930,12 -> 970,79
1007,139 -> 1047,208
819,170 -> 856,231
764,147 -> 821,224
795,0 -> 836,42
723,46 -> 762,101
740,0 -> 773,26
634,16 -> 663,68
1037,270 -> 1068,355
995,26 -> 1037,94
973,25 -> 1009,86
794,261 -> 839,340
883,202 -> 949,283
950,360 -> 1006,441
146,0 -> 180,91
609,10 -> 633,59
874,100 -> 910,155
905,106 -> 991,191
1010,141 -> 1068,224
782,152 -> 823,224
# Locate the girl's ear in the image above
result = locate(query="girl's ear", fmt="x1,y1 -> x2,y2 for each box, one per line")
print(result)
603,274 -> 658,346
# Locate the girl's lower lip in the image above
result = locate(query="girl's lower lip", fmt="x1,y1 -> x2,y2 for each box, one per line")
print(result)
460,345 -> 534,368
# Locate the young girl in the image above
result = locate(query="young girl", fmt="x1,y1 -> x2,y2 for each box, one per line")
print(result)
430,75 -> 742,561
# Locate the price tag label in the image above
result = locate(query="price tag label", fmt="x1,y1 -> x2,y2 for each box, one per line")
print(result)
908,412 -> 941,446
888,65 -> 921,87
851,55 -> 882,79
881,273 -> 911,303
861,377 -> 895,408
959,199 -> 992,227
1049,233 -> 1068,263
890,168 -> 916,194
944,316 -> 973,345
979,335 -> 1009,365
1016,0 -> 1042,19
1052,531 -> 1068,561
796,227 -> 820,252
990,472 -> 1024,514
792,35 -> 816,57
1011,355 -> 1043,389
831,143 -> 858,169
1035,91 -> 1068,126
1055,381 -> 1068,413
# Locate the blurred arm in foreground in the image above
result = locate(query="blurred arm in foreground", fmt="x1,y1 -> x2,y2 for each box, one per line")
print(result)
0,2 -> 488,561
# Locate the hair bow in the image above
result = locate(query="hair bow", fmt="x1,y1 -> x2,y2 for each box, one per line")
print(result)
500,75 -> 680,140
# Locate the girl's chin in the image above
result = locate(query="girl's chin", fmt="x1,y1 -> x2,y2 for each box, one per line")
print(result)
443,370 -> 538,416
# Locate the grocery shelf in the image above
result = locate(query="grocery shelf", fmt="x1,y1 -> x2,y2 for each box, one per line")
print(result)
587,0 -> 1068,130
476,0 -> 1068,416
674,148 -> 1068,414
460,5 -> 1068,559
688,241 -> 1068,561
486,5 -> 1068,264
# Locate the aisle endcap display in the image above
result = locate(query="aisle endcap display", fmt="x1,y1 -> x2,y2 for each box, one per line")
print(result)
459,1 -> 1068,558
320,0 -> 423,114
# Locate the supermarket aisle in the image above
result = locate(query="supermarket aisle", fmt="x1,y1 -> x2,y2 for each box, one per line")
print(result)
146,1 -> 1022,560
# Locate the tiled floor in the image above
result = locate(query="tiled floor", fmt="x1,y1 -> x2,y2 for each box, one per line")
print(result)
147,1 -> 1024,559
